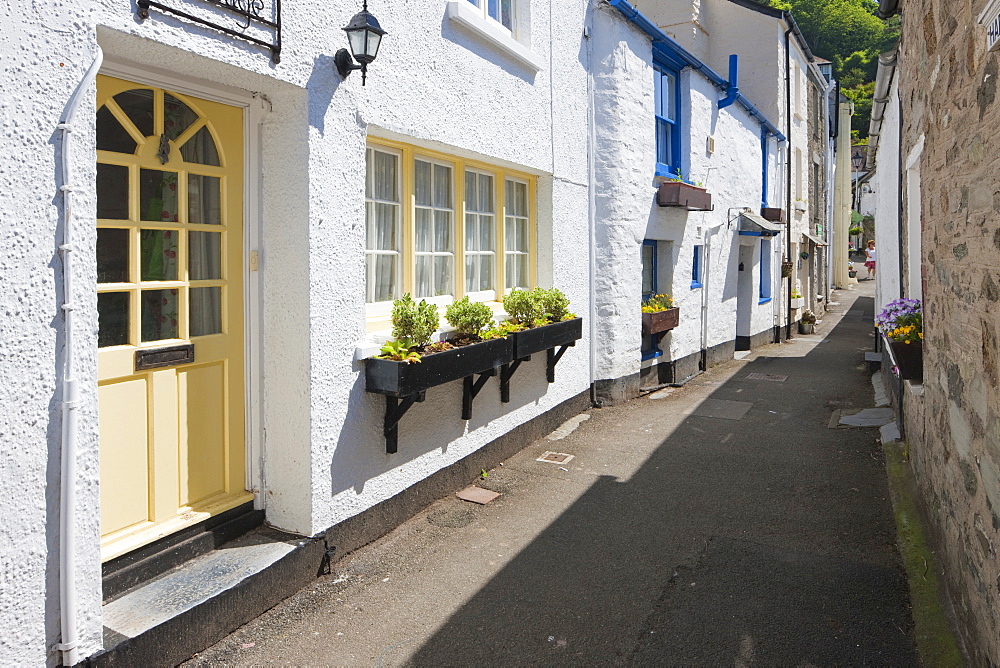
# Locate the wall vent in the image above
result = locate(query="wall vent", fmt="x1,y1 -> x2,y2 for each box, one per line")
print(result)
978,0 -> 1000,51
706,135 -> 716,154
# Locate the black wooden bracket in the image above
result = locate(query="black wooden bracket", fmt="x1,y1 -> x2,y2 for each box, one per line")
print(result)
384,391 -> 425,454
546,343 -> 574,383
499,356 -> 530,403
462,368 -> 497,420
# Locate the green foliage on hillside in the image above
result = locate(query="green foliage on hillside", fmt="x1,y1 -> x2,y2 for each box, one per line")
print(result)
755,0 -> 899,139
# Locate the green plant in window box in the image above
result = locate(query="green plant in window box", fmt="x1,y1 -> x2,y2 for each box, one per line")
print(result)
390,293 -> 439,347
444,297 -> 494,339
502,288 -> 547,326
378,339 -> 421,363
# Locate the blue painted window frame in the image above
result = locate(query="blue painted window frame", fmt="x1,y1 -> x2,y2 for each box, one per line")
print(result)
654,62 -> 682,178
691,244 -> 703,289
759,239 -> 772,304
641,240 -> 662,360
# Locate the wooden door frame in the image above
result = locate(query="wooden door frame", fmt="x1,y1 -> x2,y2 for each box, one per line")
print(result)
97,59 -> 266,512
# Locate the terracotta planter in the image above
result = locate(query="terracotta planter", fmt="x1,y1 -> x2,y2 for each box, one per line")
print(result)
641,307 -> 680,335
890,340 -> 923,381
760,207 -> 786,223
657,181 -> 712,211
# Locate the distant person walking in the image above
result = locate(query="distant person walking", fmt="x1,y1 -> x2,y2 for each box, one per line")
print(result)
865,240 -> 876,280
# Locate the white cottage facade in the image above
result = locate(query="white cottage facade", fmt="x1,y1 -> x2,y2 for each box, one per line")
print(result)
2,0 -> 810,664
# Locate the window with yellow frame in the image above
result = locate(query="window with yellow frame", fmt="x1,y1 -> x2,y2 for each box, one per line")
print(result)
365,138 -> 536,318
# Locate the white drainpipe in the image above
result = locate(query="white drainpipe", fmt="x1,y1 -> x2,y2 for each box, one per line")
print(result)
56,45 -> 103,668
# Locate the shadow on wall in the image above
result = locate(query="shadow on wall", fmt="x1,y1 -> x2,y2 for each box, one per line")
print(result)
329,355 -> 555,498
307,54 -> 343,136
439,14 -> 539,84
405,297 -> 918,665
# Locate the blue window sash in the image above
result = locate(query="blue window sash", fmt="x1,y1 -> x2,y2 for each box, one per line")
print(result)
759,239 -> 772,303
653,63 -> 681,178
691,244 -> 703,289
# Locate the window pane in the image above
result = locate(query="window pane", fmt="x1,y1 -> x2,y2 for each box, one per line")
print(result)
433,164 -> 452,208
479,255 -> 493,291
97,228 -> 129,283
434,256 -> 452,296
98,292 -> 130,347
190,286 -> 221,336
180,126 -> 220,166
654,70 -> 662,117
415,160 -> 432,206
140,170 -> 179,222
369,203 -> 398,250
96,107 -> 138,154
499,0 -> 512,29
465,255 -> 477,293
662,71 -> 676,122
163,94 -> 198,141
97,163 -> 129,220
479,174 -> 494,212
465,172 -> 478,210
141,289 -> 179,341
188,174 -> 221,225
140,230 -> 179,281
415,255 -> 432,297
372,150 -> 398,201
642,244 -> 655,296
368,254 -> 396,302
113,89 -> 154,137
465,214 -> 478,251
434,210 -> 451,251
415,208 -> 433,252
480,215 -> 493,250
189,231 -> 222,280
656,119 -> 672,168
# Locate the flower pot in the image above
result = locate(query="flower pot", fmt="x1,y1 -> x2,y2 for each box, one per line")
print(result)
799,322 -> 814,334
890,340 -> 923,381
641,307 -> 680,336
760,207 -> 785,223
510,317 -> 583,360
366,336 -> 513,397
790,297 -> 805,309
848,270 -> 857,278
657,181 -> 713,211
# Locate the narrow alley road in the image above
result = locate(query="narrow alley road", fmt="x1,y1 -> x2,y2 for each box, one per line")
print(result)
188,281 -> 917,666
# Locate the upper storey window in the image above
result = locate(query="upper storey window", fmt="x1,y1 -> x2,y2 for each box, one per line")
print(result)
654,64 -> 681,178
467,0 -> 513,35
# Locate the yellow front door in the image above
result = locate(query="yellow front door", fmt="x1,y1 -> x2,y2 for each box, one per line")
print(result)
95,75 -> 251,561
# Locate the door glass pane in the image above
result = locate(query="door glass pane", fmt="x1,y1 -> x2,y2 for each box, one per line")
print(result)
98,292 -> 130,347
140,230 -> 179,281
113,89 -> 154,137
140,170 -> 179,222
188,174 -> 222,225
180,126 -> 220,166
163,93 -> 198,141
141,289 -> 179,341
97,228 -> 129,283
97,107 -> 138,154
190,287 -> 222,336
189,231 -> 222,280
97,163 -> 129,220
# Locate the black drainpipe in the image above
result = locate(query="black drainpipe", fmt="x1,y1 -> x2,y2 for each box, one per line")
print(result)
785,25 -> 794,341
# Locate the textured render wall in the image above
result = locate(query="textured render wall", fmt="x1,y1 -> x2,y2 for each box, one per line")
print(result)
591,6 -> 654,388
0,3 -> 105,664
873,78 -> 900,316
898,1 -> 1000,663
308,0 -> 593,535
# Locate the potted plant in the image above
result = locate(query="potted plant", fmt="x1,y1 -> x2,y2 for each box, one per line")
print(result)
790,290 -> 804,309
781,260 -> 794,278
794,198 -> 808,212
657,169 -> 713,211
641,293 -> 679,335
799,309 -> 817,334
365,294 -> 512,398
848,261 -> 857,278
502,287 -> 583,360
849,225 -> 864,236
799,250 -> 810,260
876,298 -> 923,381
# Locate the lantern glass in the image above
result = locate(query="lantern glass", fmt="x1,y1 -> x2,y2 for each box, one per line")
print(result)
365,29 -> 383,60
347,28 -> 367,60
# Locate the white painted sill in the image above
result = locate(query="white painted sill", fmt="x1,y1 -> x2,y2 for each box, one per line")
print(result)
445,1 -> 544,73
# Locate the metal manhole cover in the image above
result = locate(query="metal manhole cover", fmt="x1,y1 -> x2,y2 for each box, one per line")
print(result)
746,373 -> 788,382
537,451 -> 574,464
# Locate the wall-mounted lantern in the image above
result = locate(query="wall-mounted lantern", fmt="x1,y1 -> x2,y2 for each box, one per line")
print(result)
335,1 -> 387,85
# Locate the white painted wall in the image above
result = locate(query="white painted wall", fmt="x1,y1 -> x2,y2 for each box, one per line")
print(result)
873,79 -> 901,316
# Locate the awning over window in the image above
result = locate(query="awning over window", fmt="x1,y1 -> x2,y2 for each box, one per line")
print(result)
802,232 -> 827,246
738,212 -> 783,237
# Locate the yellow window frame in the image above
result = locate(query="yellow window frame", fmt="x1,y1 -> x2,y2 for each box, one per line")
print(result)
366,136 -> 537,328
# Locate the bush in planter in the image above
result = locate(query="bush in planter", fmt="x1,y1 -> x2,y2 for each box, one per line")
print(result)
445,297 -> 494,338
536,287 -> 574,323
801,309 -> 817,325
391,293 -> 439,347
503,288 -> 546,326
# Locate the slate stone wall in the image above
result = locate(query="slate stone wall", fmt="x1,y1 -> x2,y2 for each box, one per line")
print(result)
898,1 -> 1000,662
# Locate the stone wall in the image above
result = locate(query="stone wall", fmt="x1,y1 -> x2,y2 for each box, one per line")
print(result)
897,0 -> 1000,662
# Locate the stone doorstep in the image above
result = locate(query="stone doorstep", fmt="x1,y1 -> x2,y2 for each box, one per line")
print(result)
89,528 -> 325,668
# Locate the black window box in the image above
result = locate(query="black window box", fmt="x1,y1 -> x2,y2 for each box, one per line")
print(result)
365,336 -> 513,397
511,317 -> 583,359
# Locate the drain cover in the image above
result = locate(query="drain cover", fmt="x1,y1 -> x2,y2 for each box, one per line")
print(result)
746,372 -> 788,382
537,451 -> 574,464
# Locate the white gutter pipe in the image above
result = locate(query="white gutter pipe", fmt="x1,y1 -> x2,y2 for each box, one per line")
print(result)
56,45 -> 103,668
585,12 -> 598,399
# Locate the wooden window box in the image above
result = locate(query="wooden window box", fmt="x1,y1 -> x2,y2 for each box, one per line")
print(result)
657,182 -> 713,211
760,207 -> 786,223
641,307 -> 680,335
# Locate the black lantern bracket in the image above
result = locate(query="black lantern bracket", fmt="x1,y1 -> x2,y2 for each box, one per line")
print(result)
335,1 -> 387,85
137,0 -> 282,63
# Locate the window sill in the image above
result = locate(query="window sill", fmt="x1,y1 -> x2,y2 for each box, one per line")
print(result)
690,281 -> 703,289
445,1 -> 543,72
758,297 -> 772,305
655,163 -> 682,180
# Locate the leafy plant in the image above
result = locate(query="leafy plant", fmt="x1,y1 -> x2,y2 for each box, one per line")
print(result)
876,298 -> 922,343
445,297 -> 494,338
503,288 -> 546,326
482,321 -> 525,340
791,290 -> 802,299
849,225 -> 864,235
642,294 -> 675,313
391,293 -> 439,346
378,339 -> 421,363
535,287 -> 572,323
801,309 -> 817,325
